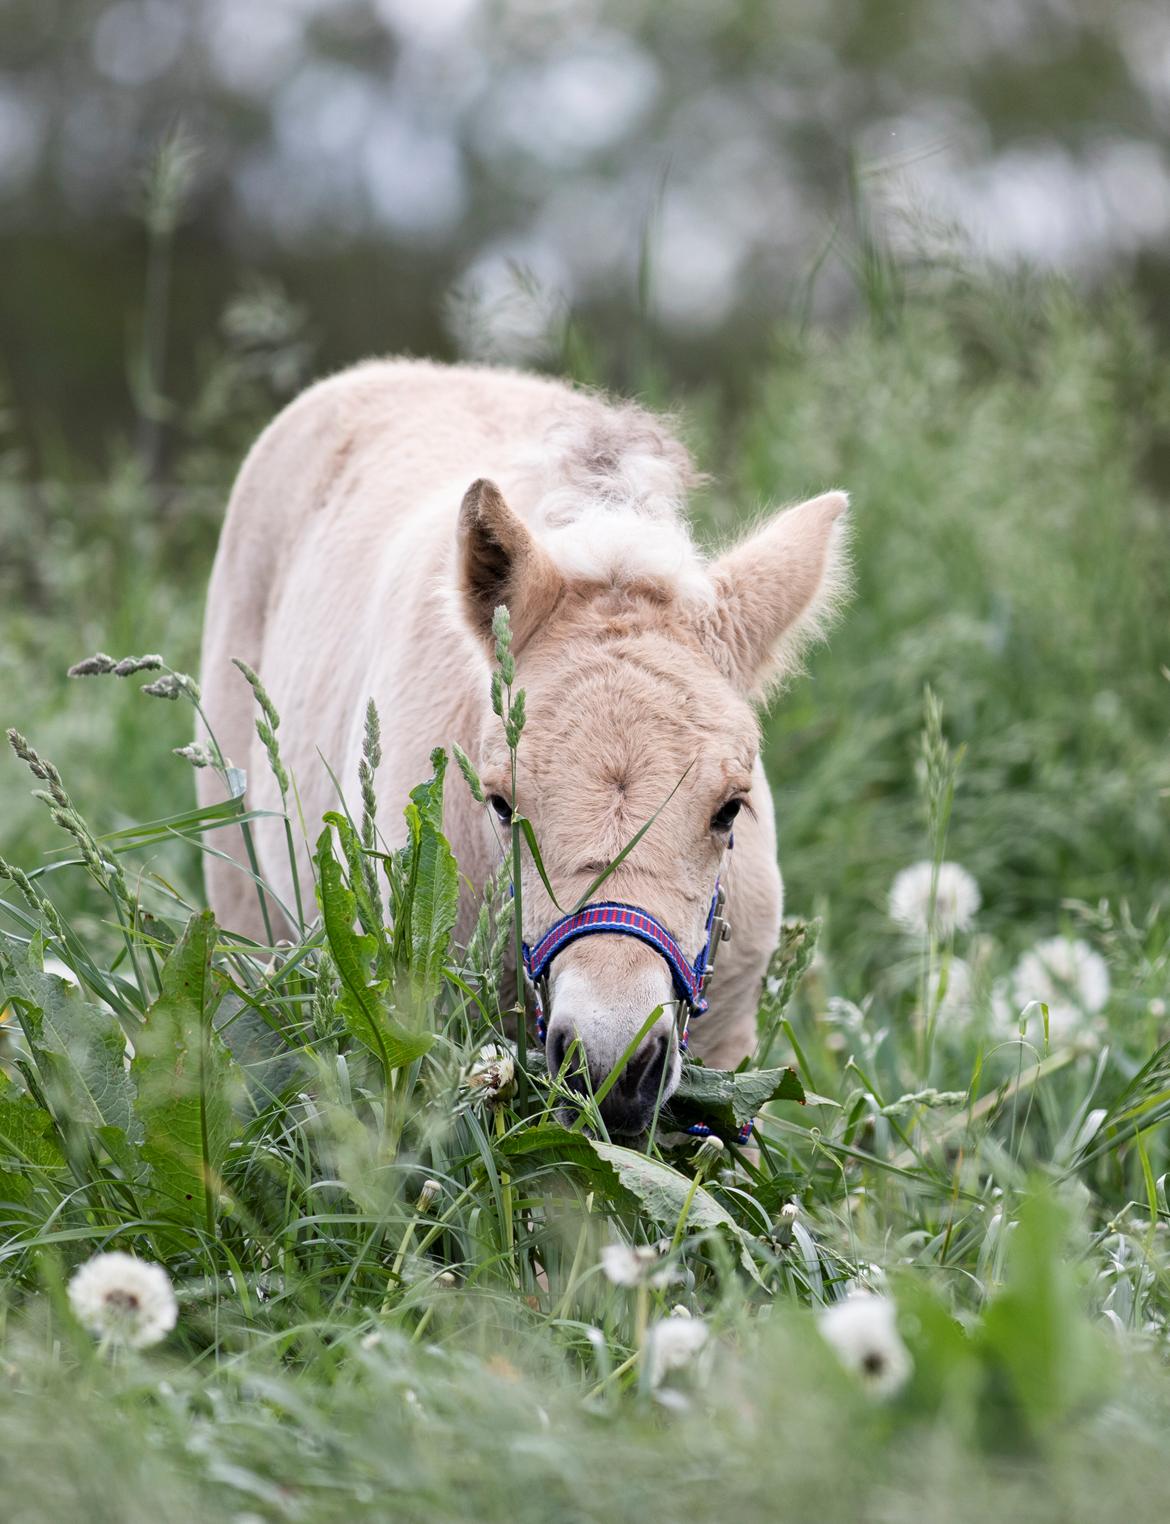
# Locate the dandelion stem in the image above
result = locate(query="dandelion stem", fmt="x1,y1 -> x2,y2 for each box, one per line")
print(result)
586,1347 -> 640,1401
670,1167 -> 706,1253
239,816 -> 276,946
495,1104 -> 517,1284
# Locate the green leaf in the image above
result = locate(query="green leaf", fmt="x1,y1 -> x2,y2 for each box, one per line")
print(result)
587,1141 -> 734,1231
977,1188 -> 1112,1443
316,825 -> 434,1073
405,751 -> 459,1000
321,809 -> 378,936
1073,1035 -> 1170,1168
132,910 -> 239,1237
498,1125 -> 758,1271
589,1140 -> 765,1284
0,938 -> 139,1147
497,1122 -> 601,1165
665,1061 -> 805,1138
0,1076 -> 66,1204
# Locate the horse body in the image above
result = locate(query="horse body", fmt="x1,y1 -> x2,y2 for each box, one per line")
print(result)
199,358 -> 848,1132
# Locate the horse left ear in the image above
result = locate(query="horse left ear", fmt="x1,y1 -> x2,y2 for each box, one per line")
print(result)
700,491 -> 851,698
457,478 -> 564,652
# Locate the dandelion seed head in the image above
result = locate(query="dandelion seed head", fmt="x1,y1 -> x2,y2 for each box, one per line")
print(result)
600,1243 -> 656,1286
818,1292 -> 911,1398
888,861 -> 980,938
467,1042 -> 517,1106
67,1251 -> 177,1350
999,936 -> 1111,1047
645,1316 -> 709,1388
599,1242 -> 680,1289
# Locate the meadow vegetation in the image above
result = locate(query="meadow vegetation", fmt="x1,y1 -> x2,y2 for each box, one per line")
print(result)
2,237 -> 1169,1520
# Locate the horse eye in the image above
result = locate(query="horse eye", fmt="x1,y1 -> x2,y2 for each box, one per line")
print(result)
488,794 -> 514,824
710,797 -> 742,833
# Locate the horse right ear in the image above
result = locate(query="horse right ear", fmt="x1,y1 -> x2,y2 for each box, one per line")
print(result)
457,478 -> 563,651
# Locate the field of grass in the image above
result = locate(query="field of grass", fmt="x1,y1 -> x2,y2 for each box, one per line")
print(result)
2,253 -> 1170,1522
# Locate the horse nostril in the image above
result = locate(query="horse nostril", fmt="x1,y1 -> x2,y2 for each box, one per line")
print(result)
621,1030 -> 670,1106
546,1025 -> 568,1079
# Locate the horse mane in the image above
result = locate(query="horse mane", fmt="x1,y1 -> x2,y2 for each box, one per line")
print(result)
516,397 -> 714,605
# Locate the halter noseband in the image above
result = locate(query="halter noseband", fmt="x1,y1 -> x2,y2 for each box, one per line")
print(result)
523,880 -> 729,1051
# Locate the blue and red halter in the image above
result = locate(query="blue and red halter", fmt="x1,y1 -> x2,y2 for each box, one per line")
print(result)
520,840 -> 752,1145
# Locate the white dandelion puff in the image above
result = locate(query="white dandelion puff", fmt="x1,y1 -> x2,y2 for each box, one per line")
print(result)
999,936 -> 1110,1047
818,1292 -> 912,1398
645,1315 -> 709,1388
888,862 -> 980,938
67,1251 -> 177,1349
599,1242 -> 679,1290
600,1243 -> 646,1286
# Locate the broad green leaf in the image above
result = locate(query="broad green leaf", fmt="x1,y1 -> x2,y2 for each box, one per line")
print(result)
978,1189 -> 1112,1442
132,910 -> 239,1237
497,1126 -> 758,1276
665,1062 -> 805,1138
322,810 -> 379,938
0,1077 -> 67,1204
590,1140 -> 765,1284
316,826 -> 434,1073
497,1122 -> 601,1166
405,750 -> 459,1000
0,939 -> 138,1146
588,1141 -> 739,1233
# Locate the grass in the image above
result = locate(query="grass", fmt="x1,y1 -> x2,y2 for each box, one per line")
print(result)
2,247 -> 1170,1521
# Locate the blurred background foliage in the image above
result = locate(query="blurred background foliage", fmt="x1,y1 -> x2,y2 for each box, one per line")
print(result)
3,0 -> 1170,460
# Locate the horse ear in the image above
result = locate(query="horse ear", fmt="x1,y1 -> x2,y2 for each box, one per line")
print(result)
457,478 -> 563,651
699,491 -> 851,698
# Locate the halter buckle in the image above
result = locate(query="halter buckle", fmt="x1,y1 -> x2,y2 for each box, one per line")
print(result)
699,886 -> 731,993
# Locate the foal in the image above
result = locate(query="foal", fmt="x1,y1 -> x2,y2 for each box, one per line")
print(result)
199,359 -> 848,1134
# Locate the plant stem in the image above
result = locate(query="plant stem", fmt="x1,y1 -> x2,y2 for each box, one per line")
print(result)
496,1105 -> 516,1285
511,815 -> 528,1111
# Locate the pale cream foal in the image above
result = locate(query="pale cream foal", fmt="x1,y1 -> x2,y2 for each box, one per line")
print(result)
199,359 -> 848,1134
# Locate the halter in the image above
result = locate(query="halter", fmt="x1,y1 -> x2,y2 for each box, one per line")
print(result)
519,838 -> 752,1145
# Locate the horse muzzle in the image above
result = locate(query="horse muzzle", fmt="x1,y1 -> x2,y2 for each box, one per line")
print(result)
543,972 -> 683,1136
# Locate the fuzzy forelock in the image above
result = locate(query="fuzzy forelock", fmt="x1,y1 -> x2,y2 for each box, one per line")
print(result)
515,399 -> 715,605
508,395 -> 851,695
